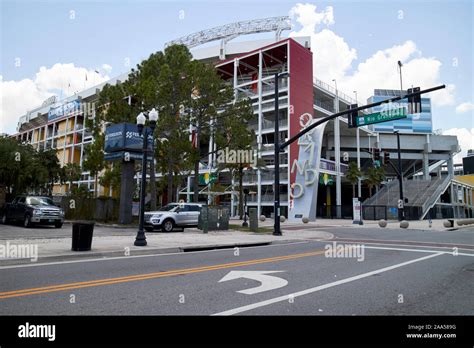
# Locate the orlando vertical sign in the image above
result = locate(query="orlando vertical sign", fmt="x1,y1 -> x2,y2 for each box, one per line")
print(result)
287,39 -> 321,222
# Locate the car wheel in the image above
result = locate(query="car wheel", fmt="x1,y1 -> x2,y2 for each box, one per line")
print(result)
24,214 -> 32,228
161,219 -> 175,232
55,222 -> 63,228
145,227 -> 153,232
1,214 -> 8,224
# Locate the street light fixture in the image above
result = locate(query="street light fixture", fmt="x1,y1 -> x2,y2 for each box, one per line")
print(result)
397,60 -> 403,95
134,108 -> 159,247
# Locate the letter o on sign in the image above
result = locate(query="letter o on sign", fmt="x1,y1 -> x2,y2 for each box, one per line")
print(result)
290,182 -> 304,199
299,113 -> 313,128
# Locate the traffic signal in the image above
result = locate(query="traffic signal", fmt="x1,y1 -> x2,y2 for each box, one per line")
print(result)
348,104 -> 358,128
373,148 -> 380,161
383,151 -> 390,165
407,87 -> 421,114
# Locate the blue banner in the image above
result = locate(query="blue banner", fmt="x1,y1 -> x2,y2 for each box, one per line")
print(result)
104,123 -> 153,154
48,99 -> 80,121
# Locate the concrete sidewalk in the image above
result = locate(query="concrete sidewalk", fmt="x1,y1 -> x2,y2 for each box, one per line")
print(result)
253,217 -> 455,231
0,228 -> 333,265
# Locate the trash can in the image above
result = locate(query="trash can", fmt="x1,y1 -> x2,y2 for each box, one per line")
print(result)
71,221 -> 95,251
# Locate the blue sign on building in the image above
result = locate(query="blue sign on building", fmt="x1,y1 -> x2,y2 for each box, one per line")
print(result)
48,99 -> 80,121
104,123 -> 153,161
367,89 -> 432,134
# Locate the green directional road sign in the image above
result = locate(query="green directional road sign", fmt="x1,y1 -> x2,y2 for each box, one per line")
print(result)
352,107 -> 407,128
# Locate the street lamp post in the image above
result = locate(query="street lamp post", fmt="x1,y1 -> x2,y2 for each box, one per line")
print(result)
242,188 -> 249,227
134,108 -> 158,246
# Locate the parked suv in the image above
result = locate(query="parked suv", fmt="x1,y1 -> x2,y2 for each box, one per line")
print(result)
2,195 -> 65,228
144,203 -> 202,232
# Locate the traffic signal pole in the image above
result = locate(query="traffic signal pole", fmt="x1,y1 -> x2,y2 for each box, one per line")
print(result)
280,85 -> 445,150
395,131 -> 405,221
273,84 -> 445,235
273,72 -> 287,236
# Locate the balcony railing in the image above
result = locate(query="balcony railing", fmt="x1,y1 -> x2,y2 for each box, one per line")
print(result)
313,77 -> 356,104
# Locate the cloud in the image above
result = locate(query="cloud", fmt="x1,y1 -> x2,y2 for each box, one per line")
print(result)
443,128 -> 474,163
455,102 -> 474,113
289,3 -> 334,34
102,64 -> 113,74
0,63 -> 109,134
289,3 -> 456,107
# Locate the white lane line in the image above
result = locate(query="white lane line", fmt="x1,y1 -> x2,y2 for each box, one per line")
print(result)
363,245 -> 474,257
212,252 -> 443,316
334,237 -> 474,248
328,240 -> 474,252
0,241 -> 310,270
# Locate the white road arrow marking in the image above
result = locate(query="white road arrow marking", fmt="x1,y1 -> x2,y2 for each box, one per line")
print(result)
219,271 -> 288,295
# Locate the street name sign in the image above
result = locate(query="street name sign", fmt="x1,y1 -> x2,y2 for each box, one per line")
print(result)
350,107 -> 407,128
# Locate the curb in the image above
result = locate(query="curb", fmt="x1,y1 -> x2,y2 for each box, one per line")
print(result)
0,241 -> 273,267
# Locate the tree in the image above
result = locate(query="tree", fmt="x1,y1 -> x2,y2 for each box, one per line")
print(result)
364,166 -> 385,197
186,60 -> 245,203
94,44 -> 256,208
154,45 -> 195,205
61,163 -> 82,194
0,138 -> 35,196
215,98 -> 262,218
346,161 -> 362,198
83,133 -> 105,198
0,138 -> 61,196
99,161 -> 121,196
96,45 -> 194,207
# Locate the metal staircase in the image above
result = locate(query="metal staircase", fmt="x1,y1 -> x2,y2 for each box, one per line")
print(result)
363,176 -> 453,220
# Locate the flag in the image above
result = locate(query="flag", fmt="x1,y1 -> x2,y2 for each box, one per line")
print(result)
251,73 -> 258,93
191,126 -> 198,148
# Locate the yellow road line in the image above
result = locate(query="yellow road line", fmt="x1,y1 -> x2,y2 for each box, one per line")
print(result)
0,249 -> 326,299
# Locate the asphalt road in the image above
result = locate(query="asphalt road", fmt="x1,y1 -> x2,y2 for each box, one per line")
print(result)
0,226 -> 473,315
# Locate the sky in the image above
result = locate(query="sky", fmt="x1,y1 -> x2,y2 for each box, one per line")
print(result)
1,0 -> 473,161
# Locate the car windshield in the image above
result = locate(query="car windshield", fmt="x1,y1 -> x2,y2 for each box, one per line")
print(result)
159,204 -> 179,212
26,197 -> 55,206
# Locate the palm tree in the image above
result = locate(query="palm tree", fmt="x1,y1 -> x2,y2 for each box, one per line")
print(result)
346,162 -> 362,198
365,166 -> 385,197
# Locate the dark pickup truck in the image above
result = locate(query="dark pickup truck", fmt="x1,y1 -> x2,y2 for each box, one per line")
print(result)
1,196 -> 64,228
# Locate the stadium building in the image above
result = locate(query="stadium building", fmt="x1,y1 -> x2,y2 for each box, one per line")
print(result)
11,16 -> 473,220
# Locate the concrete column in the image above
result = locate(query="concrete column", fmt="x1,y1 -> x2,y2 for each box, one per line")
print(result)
447,155 -> 454,176
423,153 -> 430,180
119,160 -> 135,224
